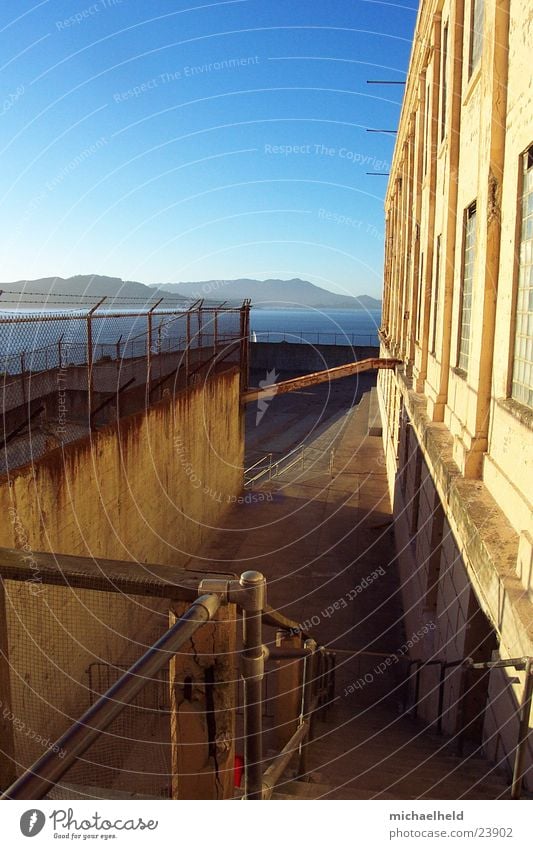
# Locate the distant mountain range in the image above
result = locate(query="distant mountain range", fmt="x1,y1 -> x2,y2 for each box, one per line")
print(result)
153,278 -> 381,310
0,274 -> 381,310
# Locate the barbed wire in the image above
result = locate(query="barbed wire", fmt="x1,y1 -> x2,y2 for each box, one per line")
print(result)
0,288 -> 239,310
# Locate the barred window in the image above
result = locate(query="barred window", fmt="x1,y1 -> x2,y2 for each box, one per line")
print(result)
469,0 -> 484,76
458,203 -> 477,373
441,23 -> 448,142
416,252 -> 424,342
431,235 -> 441,355
424,83 -> 430,176
511,146 -> 533,408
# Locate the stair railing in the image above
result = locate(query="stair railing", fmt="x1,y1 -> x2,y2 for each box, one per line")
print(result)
199,577 -> 335,799
404,654 -> 533,800
1,567 -> 334,801
1,592 -> 223,800
244,444 -> 305,488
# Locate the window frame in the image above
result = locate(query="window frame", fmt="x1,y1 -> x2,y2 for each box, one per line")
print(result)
510,144 -> 533,409
468,0 -> 484,78
431,234 -> 442,355
440,21 -> 449,142
456,201 -> 477,374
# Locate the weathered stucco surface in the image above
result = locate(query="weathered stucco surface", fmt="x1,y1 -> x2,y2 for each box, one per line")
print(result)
378,0 -> 533,787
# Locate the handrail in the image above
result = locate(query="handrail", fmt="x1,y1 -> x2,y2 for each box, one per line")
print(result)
243,453 -> 273,487
250,330 -> 379,347
244,453 -> 272,475
405,654 -> 533,800
244,443 -> 305,488
1,593 -> 222,800
0,563 -> 347,803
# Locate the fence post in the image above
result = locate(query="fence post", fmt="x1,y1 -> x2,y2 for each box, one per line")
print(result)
239,301 -> 250,393
198,307 -> 203,349
147,299 -> 163,392
185,311 -> 191,386
87,298 -> 106,424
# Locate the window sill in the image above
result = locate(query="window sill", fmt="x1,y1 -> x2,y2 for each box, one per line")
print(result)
496,397 -> 533,430
452,366 -> 468,381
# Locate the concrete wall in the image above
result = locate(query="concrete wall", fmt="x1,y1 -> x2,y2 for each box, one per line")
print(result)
250,342 -> 379,375
0,368 -> 243,792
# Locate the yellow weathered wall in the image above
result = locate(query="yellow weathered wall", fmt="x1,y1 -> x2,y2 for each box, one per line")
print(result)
0,368 -> 243,784
1,368 -> 243,566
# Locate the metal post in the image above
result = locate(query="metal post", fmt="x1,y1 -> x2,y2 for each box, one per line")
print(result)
87,298 -> 106,423
240,570 -> 266,800
456,663 -> 471,756
511,658 -> 533,799
299,638 -> 317,777
214,310 -> 218,356
20,352 -> 27,406
412,660 -> 422,717
437,662 -> 446,734
147,299 -> 163,392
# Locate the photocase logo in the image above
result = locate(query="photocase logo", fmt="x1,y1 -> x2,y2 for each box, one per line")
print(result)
256,368 -> 279,425
20,809 -> 46,837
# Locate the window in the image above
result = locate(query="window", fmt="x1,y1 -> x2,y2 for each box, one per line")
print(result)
431,235 -> 442,354
440,23 -> 448,141
416,252 -> 424,341
457,203 -> 477,373
511,146 -> 533,408
424,83 -> 430,175
469,0 -> 484,77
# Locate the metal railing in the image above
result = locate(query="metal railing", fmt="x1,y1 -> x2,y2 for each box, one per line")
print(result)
1,568 -> 335,801
403,654 -> 533,800
251,330 -> 379,347
244,443 -> 335,488
244,443 -> 305,488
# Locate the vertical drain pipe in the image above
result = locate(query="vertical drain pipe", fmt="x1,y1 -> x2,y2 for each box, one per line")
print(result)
240,571 -> 266,800
511,658 -> 533,800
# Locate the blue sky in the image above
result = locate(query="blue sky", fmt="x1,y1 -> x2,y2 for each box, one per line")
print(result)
0,0 -> 417,298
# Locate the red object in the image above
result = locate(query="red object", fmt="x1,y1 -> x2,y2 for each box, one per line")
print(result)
234,754 -> 244,788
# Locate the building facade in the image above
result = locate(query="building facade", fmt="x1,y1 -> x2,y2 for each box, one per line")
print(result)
378,0 -> 533,786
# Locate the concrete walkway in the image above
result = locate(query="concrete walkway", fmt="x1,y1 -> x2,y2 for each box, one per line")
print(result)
193,374 -> 514,798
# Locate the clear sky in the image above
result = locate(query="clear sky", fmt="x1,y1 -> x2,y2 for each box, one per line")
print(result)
0,0 -> 417,299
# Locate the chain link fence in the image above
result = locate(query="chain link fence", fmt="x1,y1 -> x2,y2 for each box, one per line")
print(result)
0,303 -> 249,475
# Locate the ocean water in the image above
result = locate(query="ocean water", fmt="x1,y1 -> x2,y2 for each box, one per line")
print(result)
250,308 -> 381,346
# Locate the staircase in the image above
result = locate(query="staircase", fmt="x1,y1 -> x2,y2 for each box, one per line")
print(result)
271,694 -> 512,799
